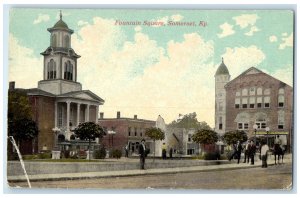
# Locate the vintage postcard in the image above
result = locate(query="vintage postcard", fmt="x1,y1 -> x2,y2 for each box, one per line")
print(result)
6,7 -> 294,191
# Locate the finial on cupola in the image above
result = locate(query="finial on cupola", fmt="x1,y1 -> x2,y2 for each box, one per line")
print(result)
222,57 -> 224,63
60,10 -> 62,20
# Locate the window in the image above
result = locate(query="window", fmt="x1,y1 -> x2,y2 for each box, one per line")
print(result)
264,88 -> 270,95
249,97 -> 255,108
188,134 -> 192,142
242,98 -> 248,108
255,118 -> 266,129
64,35 -> 70,48
47,59 -> 56,79
134,128 -> 137,136
128,127 -> 131,136
235,98 -> 240,108
64,61 -> 73,80
257,87 -> 262,95
278,95 -> 284,107
278,111 -> 285,129
51,34 -> 57,47
219,117 -> 223,130
238,123 -> 248,130
242,88 -> 248,96
219,102 -> 223,111
279,88 -> 284,94
58,106 -> 63,127
264,96 -> 270,108
249,87 -> 255,96
257,97 -> 262,108
236,91 -> 241,97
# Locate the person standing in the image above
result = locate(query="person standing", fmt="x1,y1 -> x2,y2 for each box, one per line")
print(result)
236,140 -> 243,164
249,140 -> 256,165
243,140 -> 250,163
261,140 -> 269,168
138,139 -> 146,170
162,143 -> 167,160
125,144 -> 129,158
169,147 -> 173,159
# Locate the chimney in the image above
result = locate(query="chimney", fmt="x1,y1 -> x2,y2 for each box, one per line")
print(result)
100,112 -> 104,119
9,81 -> 15,90
134,115 -> 137,119
117,111 -> 121,119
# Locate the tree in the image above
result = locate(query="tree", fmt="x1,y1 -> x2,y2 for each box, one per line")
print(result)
73,122 -> 106,156
168,112 -> 212,130
8,90 -> 38,150
223,130 -> 248,145
145,127 -> 165,161
192,129 -> 218,155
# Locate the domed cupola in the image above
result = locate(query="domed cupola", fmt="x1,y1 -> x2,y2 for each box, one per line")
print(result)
47,11 -> 74,34
215,57 -> 230,76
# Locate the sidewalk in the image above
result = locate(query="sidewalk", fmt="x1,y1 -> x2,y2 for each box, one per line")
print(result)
7,154 -> 292,182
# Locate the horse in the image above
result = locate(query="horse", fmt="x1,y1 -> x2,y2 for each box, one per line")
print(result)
273,144 -> 285,165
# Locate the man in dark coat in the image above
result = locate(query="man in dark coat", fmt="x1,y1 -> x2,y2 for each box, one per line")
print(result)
248,140 -> 256,165
236,140 -> 243,164
138,139 -> 146,170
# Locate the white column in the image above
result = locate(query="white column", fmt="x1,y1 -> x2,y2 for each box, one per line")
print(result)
77,103 -> 80,126
66,101 -> 70,140
95,105 -> 99,123
54,101 -> 58,127
85,104 -> 90,122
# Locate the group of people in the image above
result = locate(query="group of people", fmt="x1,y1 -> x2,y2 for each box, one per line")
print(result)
230,140 -> 256,165
162,143 -> 173,160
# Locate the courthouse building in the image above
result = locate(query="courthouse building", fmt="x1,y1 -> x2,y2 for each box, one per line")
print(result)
9,13 -> 104,153
215,58 -> 293,150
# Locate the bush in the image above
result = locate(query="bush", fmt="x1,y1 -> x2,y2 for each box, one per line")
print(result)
7,152 -> 19,161
63,150 -> 70,159
38,152 -> 52,159
94,147 -> 106,159
204,152 -> 221,160
23,155 -> 38,160
111,149 -> 122,159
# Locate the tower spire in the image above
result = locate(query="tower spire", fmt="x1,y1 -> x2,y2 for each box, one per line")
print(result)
60,10 -> 62,20
222,57 -> 224,63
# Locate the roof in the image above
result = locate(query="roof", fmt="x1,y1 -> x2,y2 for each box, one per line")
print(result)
57,90 -> 105,104
99,117 -> 156,123
225,67 -> 293,88
14,88 -> 56,97
47,12 -> 74,34
215,58 -> 230,76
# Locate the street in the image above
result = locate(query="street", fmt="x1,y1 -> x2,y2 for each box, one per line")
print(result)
9,162 -> 292,190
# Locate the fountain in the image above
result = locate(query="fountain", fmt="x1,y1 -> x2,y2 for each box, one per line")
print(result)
8,136 -> 31,188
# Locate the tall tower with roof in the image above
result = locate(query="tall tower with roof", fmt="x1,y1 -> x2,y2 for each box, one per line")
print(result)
38,11 -> 81,95
215,58 -> 230,135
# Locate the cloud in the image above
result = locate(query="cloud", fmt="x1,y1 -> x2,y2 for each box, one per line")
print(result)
269,35 -> 278,43
244,26 -> 260,36
221,45 -> 266,78
33,14 -> 50,24
171,14 -> 184,21
282,32 -> 288,37
233,14 -> 259,29
78,20 -> 89,26
9,34 -> 43,88
134,26 -> 142,32
71,17 -> 216,125
279,33 -> 293,49
270,65 -> 293,86
218,23 -> 235,38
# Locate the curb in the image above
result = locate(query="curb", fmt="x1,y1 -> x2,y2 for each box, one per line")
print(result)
8,159 -> 292,183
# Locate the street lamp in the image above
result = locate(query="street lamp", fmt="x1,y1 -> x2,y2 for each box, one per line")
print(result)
265,127 -> 270,147
52,127 -> 60,150
253,124 -> 258,147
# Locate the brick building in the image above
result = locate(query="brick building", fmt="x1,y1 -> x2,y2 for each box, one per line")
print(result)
98,112 -> 156,155
8,13 -> 104,154
215,59 -> 293,150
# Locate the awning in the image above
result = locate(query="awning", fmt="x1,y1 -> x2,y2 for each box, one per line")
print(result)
255,131 -> 289,135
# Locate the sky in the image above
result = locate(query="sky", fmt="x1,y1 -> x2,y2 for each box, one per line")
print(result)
8,8 -> 294,127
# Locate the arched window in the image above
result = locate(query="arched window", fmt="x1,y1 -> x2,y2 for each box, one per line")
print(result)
278,95 -> 284,107
264,88 -> 270,95
279,88 -> 284,94
242,88 -> 248,96
51,34 -> 57,47
64,61 -> 73,80
257,87 -> 262,95
278,110 -> 285,129
64,35 -> 70,48
48,59 -> 56,79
